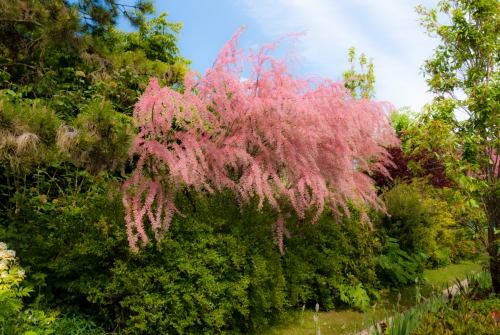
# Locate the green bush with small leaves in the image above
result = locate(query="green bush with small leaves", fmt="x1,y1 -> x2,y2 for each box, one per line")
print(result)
283,206 -> 381,312
0,168 -> 389,334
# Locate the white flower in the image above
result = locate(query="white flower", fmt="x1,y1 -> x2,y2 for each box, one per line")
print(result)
17,269 -> 25,276
1,272 -> 7,278
5,250 -> 15,258
0,243 -> 7,250
0,264 -> 6,271
0,259 -> 8,266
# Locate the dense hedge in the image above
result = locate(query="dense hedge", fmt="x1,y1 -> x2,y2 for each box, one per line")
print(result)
1,177 -> 387,333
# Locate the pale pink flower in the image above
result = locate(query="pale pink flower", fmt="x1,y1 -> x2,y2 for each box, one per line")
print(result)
123,28 -> 398,251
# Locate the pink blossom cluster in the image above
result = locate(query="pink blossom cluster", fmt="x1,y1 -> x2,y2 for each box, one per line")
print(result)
123,28 -> 398,252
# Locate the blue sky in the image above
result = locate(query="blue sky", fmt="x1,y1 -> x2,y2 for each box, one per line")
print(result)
118,0 -> 441,112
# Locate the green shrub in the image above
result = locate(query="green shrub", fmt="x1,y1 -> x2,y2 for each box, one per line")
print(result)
374,179 -> 476,272
283,206 -> 381,312
448,229 -> 479,262
1,185 -> 289,334
432,247 -> 452,268
1,173 -> 387,333
95,192 -> 288,334
375,180 -> 436,257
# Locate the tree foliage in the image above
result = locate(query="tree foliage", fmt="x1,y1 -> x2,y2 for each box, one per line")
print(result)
342,47 -> 376,100
123,28 -> 399,252
417,0 -> 500,292
372,111 -> 455,189
0,0 -> 189,119
0,0 -> 152,73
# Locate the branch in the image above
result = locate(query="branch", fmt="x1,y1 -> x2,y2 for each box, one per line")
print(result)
0,62 -> 38,70
114,3 -> 143,9
0,18 -> 43,27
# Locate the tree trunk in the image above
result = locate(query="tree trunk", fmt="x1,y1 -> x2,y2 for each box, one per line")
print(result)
487,198 -> 500,294
488,242 -> 500,294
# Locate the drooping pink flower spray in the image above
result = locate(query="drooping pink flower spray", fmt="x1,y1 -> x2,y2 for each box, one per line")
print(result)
123,27 -> 399,252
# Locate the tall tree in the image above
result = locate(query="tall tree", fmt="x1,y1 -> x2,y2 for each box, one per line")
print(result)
0,0 -> 153,71
417,0 -> 500,292
342,47 -> 376,100
122,29 -> 398,252
0,0 -> 188,105
0,0 -> 189,118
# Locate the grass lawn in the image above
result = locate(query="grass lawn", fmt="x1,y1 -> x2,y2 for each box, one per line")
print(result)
264,255 -> 488,335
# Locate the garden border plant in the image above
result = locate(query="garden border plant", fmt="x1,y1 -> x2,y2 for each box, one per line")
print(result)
363,270 -> 500,335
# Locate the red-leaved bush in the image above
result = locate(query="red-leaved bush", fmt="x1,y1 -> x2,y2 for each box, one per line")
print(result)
123,28 -> 399,252
372,146 -> 454,189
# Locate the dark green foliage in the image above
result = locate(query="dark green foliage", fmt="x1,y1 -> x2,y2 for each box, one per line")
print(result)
1,183 -> 286,333
0,169 -> 388,333
283,207 -> 381,312
375,182 -> 435,257
74,0 -> 155,33
0,0 -> 189,118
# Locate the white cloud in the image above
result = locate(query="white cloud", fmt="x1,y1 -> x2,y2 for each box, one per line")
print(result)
238,0 -> 441,111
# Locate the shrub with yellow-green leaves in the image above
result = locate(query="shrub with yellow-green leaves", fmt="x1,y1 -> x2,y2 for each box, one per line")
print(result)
0,242 -> 29,319
0,242 -> 59,335
375,179 -> 479,272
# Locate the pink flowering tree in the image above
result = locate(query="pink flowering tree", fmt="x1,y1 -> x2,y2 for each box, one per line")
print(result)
122,28 -> 399,252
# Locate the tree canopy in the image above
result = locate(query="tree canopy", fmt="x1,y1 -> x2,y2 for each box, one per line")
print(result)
417,0 -> 500,292
0,0 -> 189,118
123,28 -> 399,252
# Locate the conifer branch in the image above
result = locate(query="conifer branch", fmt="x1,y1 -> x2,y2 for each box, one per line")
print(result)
0,18 -> 43,27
